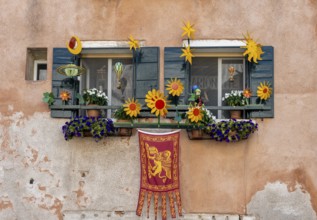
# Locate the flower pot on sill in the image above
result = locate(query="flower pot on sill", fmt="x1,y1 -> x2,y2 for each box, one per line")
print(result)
230,110 -> 242,119
191,129 -> 203,139
86,104 -> 101,118
117,119 -> 132,136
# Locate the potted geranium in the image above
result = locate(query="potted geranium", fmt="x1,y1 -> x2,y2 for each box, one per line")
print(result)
62,116 -> 115,141
82,88 -> 108,117
222,90 -> 249,119
114,98 -> 141,136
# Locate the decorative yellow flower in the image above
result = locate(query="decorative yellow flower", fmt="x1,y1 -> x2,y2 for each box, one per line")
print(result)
257,81 -> 272,101
187,105 -> 203,123
241,33 -> 264,63
123,98 -> 141,118
243,88 -> 252,98
60,90 -> 71,102
180,45 -> 194,65
145,89 -> 169,116
166,78 -> 184,97
182,21 -> 195,39
128,35 -> 140,51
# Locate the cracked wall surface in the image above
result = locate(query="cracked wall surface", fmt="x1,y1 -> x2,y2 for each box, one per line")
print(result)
0,0 -> 317,219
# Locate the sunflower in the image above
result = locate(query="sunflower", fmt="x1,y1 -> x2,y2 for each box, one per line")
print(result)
128,35 -> 140,51
166,78 -> 184,97
187,105 -> 204,123
123,98 -> 141,118
180,45 -> 194,65
145,89 -> 169,116
257,81 -> 272,101
59,90 -> 71,102
243,88 -> 252,98
241,33 -> 264,63
182,21 -> 195,39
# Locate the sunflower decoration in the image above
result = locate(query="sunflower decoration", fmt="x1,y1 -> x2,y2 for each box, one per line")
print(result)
145,89 -> 169,117
59,90 -> 71,104
187,105 -> 204,124
257,81 -> 272,101
123,98 -> 141,118
180,45 -> 194,65
182,21 -> 195,39
166,78 -> 184,97
128,35 -> 140,51
241,33 -> 264,63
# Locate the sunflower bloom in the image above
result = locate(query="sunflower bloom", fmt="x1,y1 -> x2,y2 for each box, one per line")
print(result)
128,35 -> 140,51
241,33 -> 264,63
182,21 -> 195,39
166,78 -> 184,97
145,89 -> 169,116
257,81 -> 272,101
187,106 -> 203,123
180,45 -> 194,65
123,98 -> 141,118
243,88 -> 252,98
60,90 -> 71,102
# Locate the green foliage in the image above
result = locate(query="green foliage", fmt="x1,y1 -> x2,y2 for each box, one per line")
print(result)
113,106 -> 135,121
42,92 -> 55,106
222,90 -> 247,106
83,88 -> 108,106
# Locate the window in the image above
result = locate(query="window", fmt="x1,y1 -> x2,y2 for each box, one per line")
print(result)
26,48 -> 47,81
191,57 -> 245,119
80,52 -> 134,116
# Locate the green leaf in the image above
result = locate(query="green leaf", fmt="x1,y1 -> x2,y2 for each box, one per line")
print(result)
76,93 -> 85,105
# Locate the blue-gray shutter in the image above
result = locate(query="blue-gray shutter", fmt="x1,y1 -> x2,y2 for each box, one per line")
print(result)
134,47 -> 159,104
51,48 -> 79,118
248,46 -> 274,118
164,47 -> 188,104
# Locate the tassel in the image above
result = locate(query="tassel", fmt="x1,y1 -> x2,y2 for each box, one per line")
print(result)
154,192 -> 159,220
175,189 -> 183,216
168,191 -> 176,218
136,189 -> 146,216
161,192 -> 167,220
146,191 -> 153,218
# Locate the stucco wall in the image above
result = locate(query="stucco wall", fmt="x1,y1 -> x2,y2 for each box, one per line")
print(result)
0,0 -> 317,219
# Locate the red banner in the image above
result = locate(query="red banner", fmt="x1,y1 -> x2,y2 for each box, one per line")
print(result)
136,130 -> 182,220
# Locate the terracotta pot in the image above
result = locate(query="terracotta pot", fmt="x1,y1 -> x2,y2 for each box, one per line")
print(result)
86,104 -> 101,118
117,119 -> 132,136
191,129 -> 203,139
230,110 -> 242,119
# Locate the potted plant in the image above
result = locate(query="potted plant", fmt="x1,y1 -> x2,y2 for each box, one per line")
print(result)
222,90 -> 248,119
185,104 -> 215,139
114,98 -> 141,135
82,88 -> 108,117
62,116 -> 115,141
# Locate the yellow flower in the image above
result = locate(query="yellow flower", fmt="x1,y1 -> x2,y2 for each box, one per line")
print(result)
166,78 -> 184,97
187,105 -> 203,123
59,90 -> 71,102
128,35 -> 140,51
145,89 -> 169,116
257,81 -> 272,101
241,33 -> 264,63
243,88 -> 252,98
182,21 -> 195,39
123,98 -> 141,118
180,45 -> 194,65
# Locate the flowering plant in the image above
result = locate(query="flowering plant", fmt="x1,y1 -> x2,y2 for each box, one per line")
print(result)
222,90 -> 247,106
82,88 -> 108,106
186,104 -> 216,127
62,116 -> 114,141
206,119 -> 258,142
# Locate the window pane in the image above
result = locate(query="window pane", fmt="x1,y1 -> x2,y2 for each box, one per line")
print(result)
191,57 -> 218,115
82,58 -> 108,93
111,59 -> 134,105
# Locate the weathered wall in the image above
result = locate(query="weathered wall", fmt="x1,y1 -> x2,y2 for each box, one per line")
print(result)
0,0 -> 317,219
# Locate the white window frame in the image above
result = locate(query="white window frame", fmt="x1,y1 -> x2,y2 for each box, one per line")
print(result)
33,60 -> 47,81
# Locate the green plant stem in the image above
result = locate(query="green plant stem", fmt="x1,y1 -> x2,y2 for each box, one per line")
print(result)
158,115 -> 160,128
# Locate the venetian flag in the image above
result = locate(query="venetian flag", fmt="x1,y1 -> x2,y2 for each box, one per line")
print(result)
136,130 -> 182,220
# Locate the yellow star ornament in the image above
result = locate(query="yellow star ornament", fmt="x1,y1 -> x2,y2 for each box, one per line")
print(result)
180,46 -> 194,65
182,21 -> 195,39
128,35 -> 140,51
241,33 -> 264,63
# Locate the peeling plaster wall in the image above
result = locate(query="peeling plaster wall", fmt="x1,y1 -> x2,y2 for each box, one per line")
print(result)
0,0 -> 317,219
